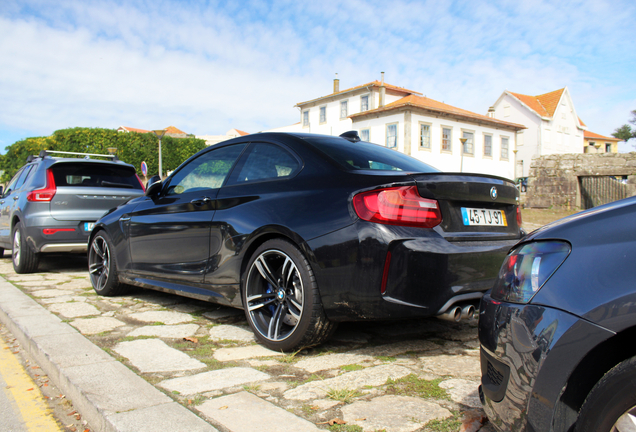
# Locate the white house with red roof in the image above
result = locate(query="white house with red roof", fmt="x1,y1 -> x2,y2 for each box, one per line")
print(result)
490,87 -> 586,177
272,74 -> 526,180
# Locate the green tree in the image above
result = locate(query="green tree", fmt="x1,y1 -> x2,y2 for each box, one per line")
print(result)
0,127 -> 207,182
613,110 -> 636,146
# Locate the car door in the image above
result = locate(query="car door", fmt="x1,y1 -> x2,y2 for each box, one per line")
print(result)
126,143 -> 246,284
204,142 -> 302,286
0,166 -> 34,248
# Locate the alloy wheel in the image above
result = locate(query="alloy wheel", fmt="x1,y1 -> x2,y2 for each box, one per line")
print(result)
13,229 -> 21,268
245,249 -> 304,342
612,407 -> 636,432
89,236 -> 110,291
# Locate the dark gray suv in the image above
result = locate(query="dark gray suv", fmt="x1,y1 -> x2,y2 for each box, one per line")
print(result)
0,150 -> 145,273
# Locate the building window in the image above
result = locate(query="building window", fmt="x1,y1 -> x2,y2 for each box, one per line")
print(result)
462,131 -> 474,155
484,134 -> 492,157
419,123 -> 431,149
340,100 -> 348,119
504,105 -> 510,117
605,143 -> 612,153
302,110 -> 309,127
319,106 -> 326,124
501,137 -> 509,159
361,95 -> 369,112
386,123 -> 398,148
441,127 -> 452,152
360,128 -> 370,142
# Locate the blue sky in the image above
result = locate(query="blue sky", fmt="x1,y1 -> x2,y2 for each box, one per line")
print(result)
1,0 -> 635,152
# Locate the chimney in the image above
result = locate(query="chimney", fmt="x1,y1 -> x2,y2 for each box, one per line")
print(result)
334,73 -> 339,93
487,106 -> 495,118
379,72 -> 386,107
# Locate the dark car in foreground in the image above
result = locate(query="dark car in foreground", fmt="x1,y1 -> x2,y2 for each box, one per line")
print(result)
88,131 -> 523,351
479,196 -> 636,432
0,150 -> 145,273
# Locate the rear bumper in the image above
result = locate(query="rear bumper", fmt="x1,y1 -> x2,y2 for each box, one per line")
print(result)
478,293 -> 614,432
24,220 -> 93,253
309,222 -> 519,322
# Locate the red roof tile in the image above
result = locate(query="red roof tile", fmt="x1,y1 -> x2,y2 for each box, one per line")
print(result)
584,130 -> 620,141
118,126 -> 150,133
351,95 -> 526,130
234,129 -> 249,136
508,89 -> 566,118
165,126 -> 186,135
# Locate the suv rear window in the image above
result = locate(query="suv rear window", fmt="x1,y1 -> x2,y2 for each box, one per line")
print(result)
51,163 -> 142,189
306,137 -> 440,173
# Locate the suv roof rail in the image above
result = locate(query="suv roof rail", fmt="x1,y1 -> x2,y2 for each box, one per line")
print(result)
38,150 -> 119,161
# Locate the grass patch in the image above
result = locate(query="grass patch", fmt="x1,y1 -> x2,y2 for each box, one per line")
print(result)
385,374 -> 449,400
328,425 -> 363,432
424,415 -> 462,431
243,384 -> 261,393
376,356 -> 396,362
340,364 -> 364,372
326,387 -> 362,404
186,395 -> 206,406
151,321 -> 165,326
278,348 -> 305,364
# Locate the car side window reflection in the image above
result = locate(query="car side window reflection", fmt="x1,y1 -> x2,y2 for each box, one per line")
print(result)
229,143 -> 299,185
165,144 -> 246,196
4,168 -> 25,196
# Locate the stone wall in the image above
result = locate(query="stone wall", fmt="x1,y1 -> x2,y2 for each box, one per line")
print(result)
525,152 -> 636,209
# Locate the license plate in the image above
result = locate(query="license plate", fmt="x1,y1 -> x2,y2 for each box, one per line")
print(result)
84,222 -> 95,232
461,208 -> 507,226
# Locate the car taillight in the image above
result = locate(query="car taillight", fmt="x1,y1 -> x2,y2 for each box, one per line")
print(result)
491,241 -> 570,304
27,169 -> 56,202
136,174 -> 146,191
43,228 -> 75,235
516,206 -> 522,227
353,186 -> 442,228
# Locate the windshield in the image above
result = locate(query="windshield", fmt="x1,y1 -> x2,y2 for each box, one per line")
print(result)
51,162 -> 142,189
305,137 -> 440,173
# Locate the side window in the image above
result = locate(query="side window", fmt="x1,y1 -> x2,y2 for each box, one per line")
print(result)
5,168 -> 25,195
15,165 -> 34,190
166,144 -> 245,196
229,143 -> 300,185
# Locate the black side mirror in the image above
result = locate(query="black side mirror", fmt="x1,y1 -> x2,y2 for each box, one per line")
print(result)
145,175 -> 162,197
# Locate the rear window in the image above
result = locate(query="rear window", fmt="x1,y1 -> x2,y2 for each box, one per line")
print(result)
306,137 -> 440,173
51,163 -> 142,189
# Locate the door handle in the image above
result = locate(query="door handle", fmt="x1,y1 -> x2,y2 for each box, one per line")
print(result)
190,197 -> 212,206
13,196 -> 19,201
119,216 -> 131,222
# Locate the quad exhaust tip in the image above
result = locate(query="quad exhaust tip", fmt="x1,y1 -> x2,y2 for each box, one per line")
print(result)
437,304 -> 476,322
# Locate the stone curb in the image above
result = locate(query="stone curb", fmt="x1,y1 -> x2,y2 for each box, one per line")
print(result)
0,276 -> 217,432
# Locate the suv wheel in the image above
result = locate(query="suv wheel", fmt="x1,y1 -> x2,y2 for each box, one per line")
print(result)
12,222 -> 39,274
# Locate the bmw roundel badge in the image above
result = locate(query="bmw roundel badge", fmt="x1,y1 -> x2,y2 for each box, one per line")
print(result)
490,187 -> 498,200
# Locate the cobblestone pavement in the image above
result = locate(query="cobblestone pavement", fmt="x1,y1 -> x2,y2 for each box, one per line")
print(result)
0,253 -> 497,432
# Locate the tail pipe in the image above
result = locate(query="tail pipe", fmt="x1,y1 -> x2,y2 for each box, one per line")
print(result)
437,303 -> 477,322
437,306 -> 462,322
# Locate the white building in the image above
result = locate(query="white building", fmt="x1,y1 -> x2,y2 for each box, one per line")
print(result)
196,128 -> 249,146
273,74 -> 526,180
490,87 -> 586,177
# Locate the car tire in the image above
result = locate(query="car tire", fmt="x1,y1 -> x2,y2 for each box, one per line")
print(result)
575,356 -> 636,432
0,247 -> 4,258
88,231 -> 127,296
12,222 -> 39,274
242,239 -> 337,352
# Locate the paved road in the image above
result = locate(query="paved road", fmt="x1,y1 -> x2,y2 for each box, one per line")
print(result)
0,329 -> 62,431
0,253 -> 495,432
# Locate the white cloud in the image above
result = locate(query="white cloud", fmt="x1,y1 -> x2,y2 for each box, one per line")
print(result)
0,0 -> 634,146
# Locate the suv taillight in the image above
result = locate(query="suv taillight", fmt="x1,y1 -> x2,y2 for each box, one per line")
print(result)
353,186 -> 442,228
27,169 -> 56,202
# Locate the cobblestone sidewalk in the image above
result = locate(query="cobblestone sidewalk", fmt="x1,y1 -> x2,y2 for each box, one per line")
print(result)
0,256 -> 495,432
